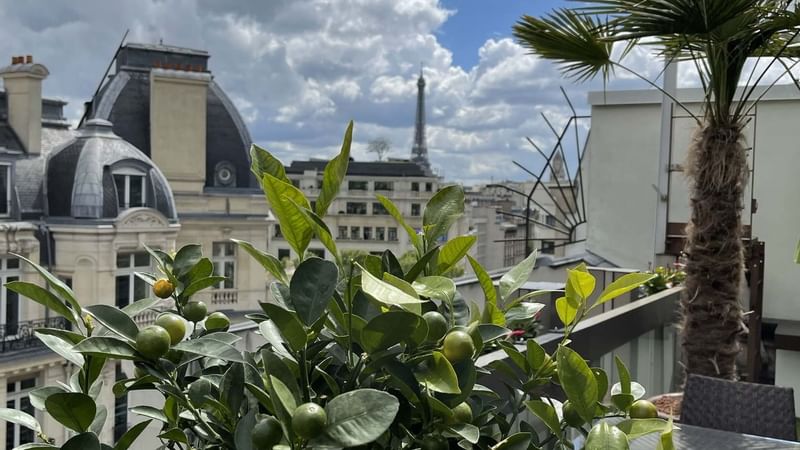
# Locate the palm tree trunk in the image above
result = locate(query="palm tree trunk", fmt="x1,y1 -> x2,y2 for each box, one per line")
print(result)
681,123 -> 749,380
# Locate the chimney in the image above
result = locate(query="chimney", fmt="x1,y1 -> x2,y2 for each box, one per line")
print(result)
0,55 -> 49,155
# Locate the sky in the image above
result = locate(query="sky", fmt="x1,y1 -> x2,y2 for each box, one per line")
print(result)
2,0 -> 792,185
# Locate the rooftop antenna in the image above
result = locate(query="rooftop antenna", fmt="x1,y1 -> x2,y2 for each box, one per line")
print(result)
78,28 -> 129,128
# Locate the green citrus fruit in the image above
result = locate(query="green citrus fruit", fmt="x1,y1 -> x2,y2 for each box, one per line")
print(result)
292,402 -> 327,438
183,301 -> 208,322
562,401 -> 584,427
629,399 -> 658,419
188,378 -> 213,405
442,330 -> 475,363
133,366 -> 148,379
155,313 -> 187,345
423,311 -> 448,342
420,435 -> 449,450
136,325 -> 171,360
205,312 -> 230,331
449,402 -> 473,424
153,279 -> 175,299
252,416 -> 283,449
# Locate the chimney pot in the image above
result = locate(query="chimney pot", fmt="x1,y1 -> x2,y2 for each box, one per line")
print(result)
25,55 -> 32,64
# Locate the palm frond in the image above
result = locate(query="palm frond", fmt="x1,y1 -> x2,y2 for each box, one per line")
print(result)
513,9 -> 614,83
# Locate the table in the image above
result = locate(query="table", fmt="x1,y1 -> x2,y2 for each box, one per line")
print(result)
630,422 -> 800,449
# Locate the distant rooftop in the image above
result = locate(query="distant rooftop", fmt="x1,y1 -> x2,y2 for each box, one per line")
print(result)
116,42 -> 209,72
286,159 -> 433,177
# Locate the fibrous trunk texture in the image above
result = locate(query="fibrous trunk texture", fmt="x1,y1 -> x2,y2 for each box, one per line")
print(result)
681,123 -> 748,380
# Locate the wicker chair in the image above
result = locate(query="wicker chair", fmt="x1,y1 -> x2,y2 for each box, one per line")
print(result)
681,374 -> 797,441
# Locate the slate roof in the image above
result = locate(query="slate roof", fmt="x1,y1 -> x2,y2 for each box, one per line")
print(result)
15,127 -> 77,217
285,160 -> 432,177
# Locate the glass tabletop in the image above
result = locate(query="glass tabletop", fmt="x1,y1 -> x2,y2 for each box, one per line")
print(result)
630,423 -> 800,449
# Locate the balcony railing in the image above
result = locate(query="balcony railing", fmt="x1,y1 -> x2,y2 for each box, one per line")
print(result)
211,289 -> 238,306
0,317 -> 71,354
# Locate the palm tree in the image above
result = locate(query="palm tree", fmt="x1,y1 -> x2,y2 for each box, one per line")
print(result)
513,1 -> 800,379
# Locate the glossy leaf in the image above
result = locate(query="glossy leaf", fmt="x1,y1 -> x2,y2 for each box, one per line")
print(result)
172,337 -> 246,363
593,367 -> 609,402
526,340 -> 547,371
114,420 -> 152,450
585,421 -> 629,450
290,257 -> 338,325
447,423 -> 480,444
413,276 -> 456,304
90,405 -> 108,435
403,245 -> 439,282
0,407 -> 41,433
657,415 -> 675,450
159,428 -> 189,444
62,433 -> 101,450
526,400 -> 560,436
498,250 -> 538,301
173,244 -> 202,278
262,173 -> 312,257
120,297 -> 161,318
437,235 -> 476,274
566,266 -> 595,305
423,185 -> 465,245
359,263 -> 423,309
555,296 -> 577,326
315,121 -> 353,217
29,386 -> 66,411
232,239 -> 288,284
615,355 -> 632,395
260,303 -> 307,352
257,320 -> 294,359
45,392 -> 96,432
292,203 -> 340,264
35,331 -> 84,366
130,406 -> 169,423
361,310 -> 423,353
616,418 -> 671,439
376,194 -> 422,252
5,281 -> 77,324
467,255 -> 504,324
381,250 -> 404,279
86,304 -> 139,341
415,351 -> 460,394
491,432 -> 531,450
221,363 -> 245,415
234,409 -> 257,450
180,276 -> 227,299
314,388 -> 399,448
596,272 -> 657,306
504,302 -> 545,323
250,143 -> 290,184
15,253 -> 81,317
74,337 -> 139,360
270,375 -> 298,416
557,346 -> 598,423
611,381 -> 646,401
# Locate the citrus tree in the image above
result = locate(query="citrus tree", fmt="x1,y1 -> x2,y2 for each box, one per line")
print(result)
0,123 -> 669,450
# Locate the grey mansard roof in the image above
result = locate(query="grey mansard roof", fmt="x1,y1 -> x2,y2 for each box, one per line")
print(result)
285,160 -> 431,177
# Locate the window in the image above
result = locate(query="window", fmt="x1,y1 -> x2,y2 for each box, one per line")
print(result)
350,226 -> 361,240
0,257 -> 20,334
411,204 -> 421,216
375,227 -> 385,241
338,226 -> 348,239
115,252 -> 150,308
309,248 -> 325,258
545,214 -> 557,226
425,182 -> 433,192
114,364 -> 128,442
388,227 -> 398,242
374,181 -> 393,191
346,202 -> 367,215
310,201 -> 317,211
0,164 -> 10,216
278,249 -> 291,261
291,179 -> 300,188
274,224 -> 283,238
6,376 -> 36,448
113,168 -> 146,210
363,227 -> 372,240
541,241 -> 555,254
372,202 -> 389,215
348,180 -> 368,191
411,182 -> 419,192
212,242 -> 235,289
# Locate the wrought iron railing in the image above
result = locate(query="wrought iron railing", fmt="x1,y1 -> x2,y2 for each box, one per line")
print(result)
0,317 -> 70,354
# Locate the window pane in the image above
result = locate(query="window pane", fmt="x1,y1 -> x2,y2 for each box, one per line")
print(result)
134,277 -> 147,301
20,378 -> 35,390
7,382 -> 15,393
114,174 -> 126,208
224,243 -> 235,256
224,262 -> 235,289
6,258 -> 18,269
6,418 -> 12,449
19,397 -> 33,443
129,175 -> 144,207
213,242 -> 223,256
115,275 -> 130,308
6,280 -> 18,330
0,166 -> 9,215
116,253 -> 130,268
134,252 -> 150,267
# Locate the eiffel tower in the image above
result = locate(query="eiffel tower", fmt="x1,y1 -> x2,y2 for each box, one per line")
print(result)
411,65 -> 432,174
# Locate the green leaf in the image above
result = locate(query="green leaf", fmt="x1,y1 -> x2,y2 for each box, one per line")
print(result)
90,405 -> 108,435
159,428 -> 189,444
359,263 -> 423,309
526,400 -> 560,436
615,355 -> 631,395
262,173 -> 312,257
130,406 -> 169,423
595,273 -> 657,307
381,250 -> 404,279
315,389 -> 399,448
566,266 -> 595,305
35,327 -> 84,345
316,121 -> 352,217
121,297 -> 161,318
234,409 -> 257,450
258,320 -> 294,359
260,303 -> 307,352
35,330 -> 84,366
467,255 -> 503,324
557,346 -> 598,423
477,324 -> 511,343
183,257 -> 214,285
526,340 -> 547,371
555,296 -> 577,326
415,351 -> 460,394
221,363 -> 245,415
114,420 -> 152,450
292,202 -> 340,265
73,337 -> 139,360
412,276 -> 456,304
270,375 -> 298,416
173,244 -> 202,278
376,194 -> 422,253
423,185 -> 465,246
657,415 -> 675,450
491,432 -> 531,450
45,392 -> 96,432
437,236 -> 476,274
86,304 -> 139,341
611,382 -> 646,401
5,281 -> 77,324
403,245 -> 439,282
290,257 -> 338,326
361,310 -> 423,353
586,422 -> 629,450
447,423 -> 480,444
498,250 -> 538,301
62,432 -> 101,450
29,386 -> 66,410
14,253 -> 81,317
0,407 -> 41,433
593,367 -> 609,402
504,302 -> 545,324
14,444 -> 59,449
180,276 -> 227,299
172,337 -> 245,363
616,418 -> 671,439
232,239 -> 288,284
250,143 -> 290,184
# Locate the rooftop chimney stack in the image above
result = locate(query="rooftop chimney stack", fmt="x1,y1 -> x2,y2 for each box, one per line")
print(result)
0,55 -> 49,155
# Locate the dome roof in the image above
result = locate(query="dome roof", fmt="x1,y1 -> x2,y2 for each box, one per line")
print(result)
46,119 -> 177,220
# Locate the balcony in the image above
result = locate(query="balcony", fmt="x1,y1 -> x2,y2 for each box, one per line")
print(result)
0,317 -> 70,355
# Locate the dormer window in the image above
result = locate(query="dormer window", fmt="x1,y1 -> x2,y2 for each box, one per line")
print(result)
0,163 -> 10,216
113,168 -> 146,210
